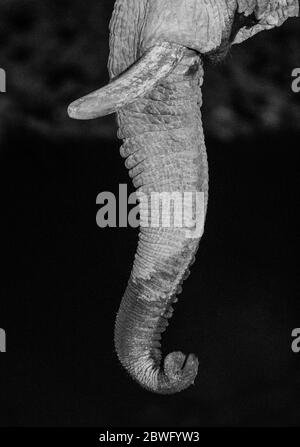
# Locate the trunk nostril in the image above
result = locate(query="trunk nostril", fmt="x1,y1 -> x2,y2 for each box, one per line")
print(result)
181,354 -> 189,371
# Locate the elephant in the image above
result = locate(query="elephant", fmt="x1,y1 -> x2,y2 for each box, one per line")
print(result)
68,0 -> 299,394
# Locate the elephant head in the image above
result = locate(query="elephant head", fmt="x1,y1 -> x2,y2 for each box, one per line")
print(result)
68,1 -> 299,394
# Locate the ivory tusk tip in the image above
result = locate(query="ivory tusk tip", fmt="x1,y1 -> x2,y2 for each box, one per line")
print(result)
67,98 -> 100,120
68,90 -> 114,119
67,102 -> 80,120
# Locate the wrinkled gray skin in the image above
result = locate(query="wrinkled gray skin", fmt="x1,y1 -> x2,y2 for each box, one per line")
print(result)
69,1 -> 299,394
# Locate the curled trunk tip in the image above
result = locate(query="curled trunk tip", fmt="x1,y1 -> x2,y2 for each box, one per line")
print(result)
115,345 -> 199,395
114,279 -> 200,394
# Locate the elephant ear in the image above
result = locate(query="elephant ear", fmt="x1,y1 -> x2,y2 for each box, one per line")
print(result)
233,0 -> 299,44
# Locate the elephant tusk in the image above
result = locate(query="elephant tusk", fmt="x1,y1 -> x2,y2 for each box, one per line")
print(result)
67,42 -> 185,120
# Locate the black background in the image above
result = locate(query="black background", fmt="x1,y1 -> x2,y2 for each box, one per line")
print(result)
0,1 -> 299,427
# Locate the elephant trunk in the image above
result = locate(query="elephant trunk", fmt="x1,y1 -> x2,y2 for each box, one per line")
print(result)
114,50 -> 208,393
67,0 -> 299,396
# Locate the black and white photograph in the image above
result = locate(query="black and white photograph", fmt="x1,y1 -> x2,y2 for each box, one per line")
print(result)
0,0 -> 299,432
